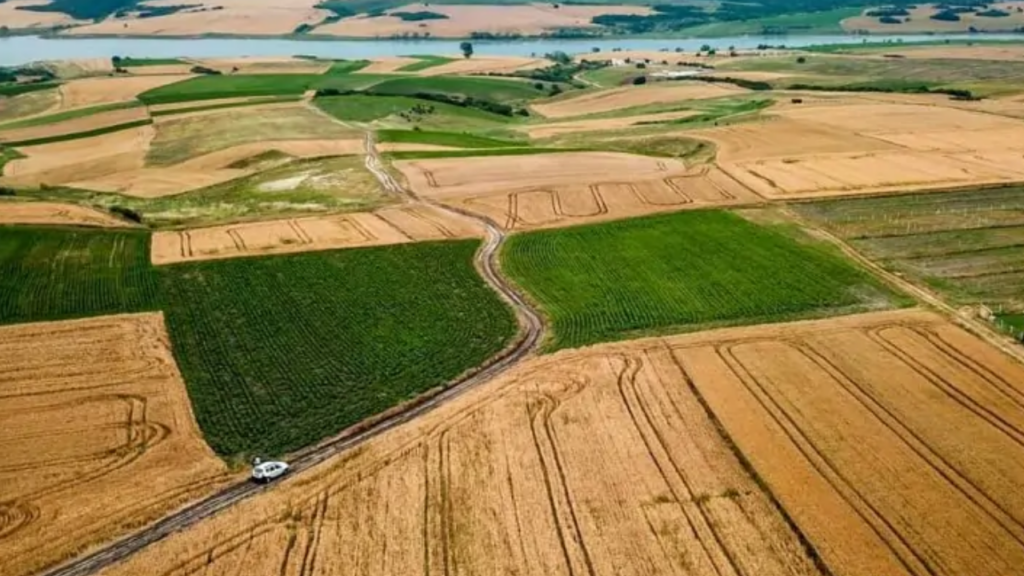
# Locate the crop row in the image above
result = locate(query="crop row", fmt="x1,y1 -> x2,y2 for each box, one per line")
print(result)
503,210 -> 902,350
160,240 -> 516,456
0,226 -> 160,325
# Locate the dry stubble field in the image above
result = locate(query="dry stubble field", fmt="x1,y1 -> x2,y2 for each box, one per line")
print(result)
692,97 -> 1024,198
395,151 -> 761,231
0,200 -> 132,227
0,313 -> 234,576
87,309 -> 1024,576
151,202 -> 484,264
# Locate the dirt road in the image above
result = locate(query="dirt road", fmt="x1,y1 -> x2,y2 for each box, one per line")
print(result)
39,133 -> 545,576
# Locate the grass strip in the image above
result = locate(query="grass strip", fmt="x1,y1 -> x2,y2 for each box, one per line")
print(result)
387,147 -> 579,160
377,128 -> 522,148
0,82 -> 60,98
397,55 -> 455,73
4,119 -> 153,147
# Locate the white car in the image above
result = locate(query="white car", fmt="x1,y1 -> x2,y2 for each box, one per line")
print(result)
252,460 -> 290,483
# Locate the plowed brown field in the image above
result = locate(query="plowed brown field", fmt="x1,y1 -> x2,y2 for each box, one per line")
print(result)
0,313 -> 233,576
150,202 -> 483,264
694,101 -> 1024,199
0,200 -> 132,227
395,152 -> 761,230
532,83 -> 746,118
92,308 -> 1024,576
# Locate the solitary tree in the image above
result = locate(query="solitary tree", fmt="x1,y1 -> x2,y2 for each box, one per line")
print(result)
460,41 -> 474,59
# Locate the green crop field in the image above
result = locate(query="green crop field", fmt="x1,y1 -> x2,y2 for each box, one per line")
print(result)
161,240 -> 516,456
315,94 -> 515,134
0,147 -> 25,172
376,129 -> 520,148
794,186 -> 1024,310
397,55 -> 455,72
325,59 -> 371,74
369,76 -> 546,102
504,210 -> 902,350
0,226 -> 160,325
139,73 -> 395,105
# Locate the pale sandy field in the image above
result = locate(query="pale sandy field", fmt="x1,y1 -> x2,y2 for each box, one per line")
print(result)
315,2 -> 650,38
151,202 -> 484,264
0,106 -> 149,144
360,57 -> 423,74
416,56 -> 548,76
184,57 -> 331,75
692,100 -> 1024,198
0,0 -> 82,28
58,75 -> 192,109
532,83 -> 746,118
843,2 -> 1024,33
0,89 -> 60,123
93,308 -> 1024,576
63,0 -> 330,36
858,44 -> 1024,61
0,313 -> 234,576
1,125 -> 153,186
0,200 -> 132,227
396,152 -> 760,231
522,110 -> 697,139
580,49 -> 792,66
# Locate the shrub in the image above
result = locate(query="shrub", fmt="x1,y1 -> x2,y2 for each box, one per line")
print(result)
190,65 -> 222,75
633,75 -> 648,85
109,205 -> 143,223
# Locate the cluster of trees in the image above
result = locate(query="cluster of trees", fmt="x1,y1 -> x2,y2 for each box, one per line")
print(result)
391,10 -> 448,21
0,67 -> 54,84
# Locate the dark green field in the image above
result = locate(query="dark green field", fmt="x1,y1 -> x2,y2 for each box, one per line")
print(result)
0,226 -> 160,325
504,210 -> 902,350
138,73 -> 393,105
314,93 -> 512,127
161,240 -> 516,457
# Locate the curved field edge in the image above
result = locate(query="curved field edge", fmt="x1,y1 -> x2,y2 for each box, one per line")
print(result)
502,209 -> 909,351
160,238 -> 518,457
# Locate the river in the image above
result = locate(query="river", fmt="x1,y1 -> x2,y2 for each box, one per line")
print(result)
1,32 -> 1021,66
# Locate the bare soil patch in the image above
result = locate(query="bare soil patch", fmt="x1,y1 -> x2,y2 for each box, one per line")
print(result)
0,313 -> 233,576
95,308 -> 1022,576
396,151 -> 761,231
0,106 -> 149,144
0,200 -> 131,227
0,0 -> 83,28
151,201 -> 483,264
64,0 -> 329,36
58,75 -> 192,110
315,2 -> 650,38
532,83 -> 746,119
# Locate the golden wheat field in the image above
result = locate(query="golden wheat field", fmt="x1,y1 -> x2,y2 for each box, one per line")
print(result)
694,100 -> 1024,198
150,202 -> 484,264
396,152 -> 760,231
0,313 -> 235,576
87,308 -> 1024,576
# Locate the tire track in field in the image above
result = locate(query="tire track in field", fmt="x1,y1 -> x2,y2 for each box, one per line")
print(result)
39,132 -> 547,576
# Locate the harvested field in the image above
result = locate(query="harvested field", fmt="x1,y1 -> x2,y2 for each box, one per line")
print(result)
63,0 -> 330,36
395,151 -> 760,230
96,307 -> 1024,576
314,3 -> 651,38
146,96 -> 278,113
0,106 -> 149,144
42,58 -> 115,79
858,44 -> 1024,61
146,105 -> 358,166
0,125 -> 153,186
694,101 -> 1024,199
0,89 -> 60,123
361,57 -> 422,74
68,167 -> 248,199
0,200 -> 131,227
58,75 -> 192,110
523,110 -> 698,139
151,202 -> 483,264
0,0 -> 82,28
0,313 -> 233,576
532,83 -> 747,119
413,56 -> 548,77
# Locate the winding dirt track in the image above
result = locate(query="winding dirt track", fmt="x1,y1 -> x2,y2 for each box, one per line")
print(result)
39,133 -> 545,576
